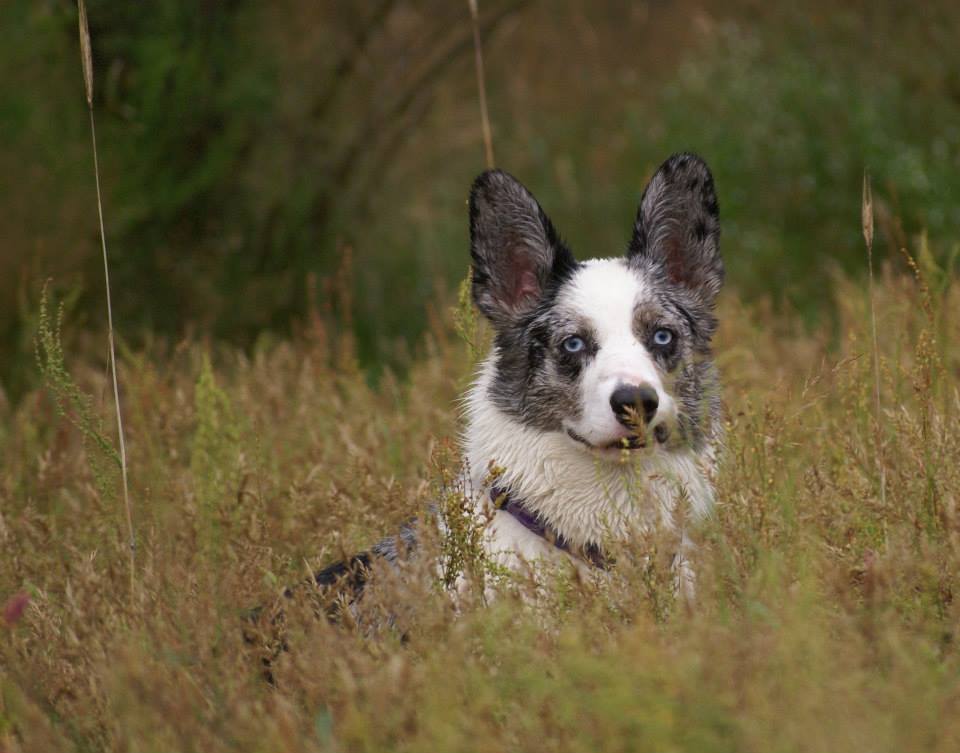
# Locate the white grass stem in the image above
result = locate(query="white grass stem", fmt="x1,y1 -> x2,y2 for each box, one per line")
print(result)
863,171 -> 886,508
79,0 -> 135,594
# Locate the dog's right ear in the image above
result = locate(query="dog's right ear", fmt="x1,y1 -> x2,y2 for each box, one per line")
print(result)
469,170 -> 576,327
627,153 -> 723,308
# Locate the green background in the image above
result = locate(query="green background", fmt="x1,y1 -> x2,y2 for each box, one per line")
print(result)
3,0 -> 958,396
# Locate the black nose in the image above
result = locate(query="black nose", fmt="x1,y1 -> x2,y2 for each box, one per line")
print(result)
609,384 -> 659,428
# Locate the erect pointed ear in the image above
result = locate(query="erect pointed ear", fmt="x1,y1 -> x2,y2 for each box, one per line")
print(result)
469,169 -> 577,327
628,153 -> 723,306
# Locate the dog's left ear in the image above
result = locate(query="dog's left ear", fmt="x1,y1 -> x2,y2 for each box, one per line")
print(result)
627,153 -> 723,307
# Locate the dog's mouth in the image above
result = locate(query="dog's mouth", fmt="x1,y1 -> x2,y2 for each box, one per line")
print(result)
566,425 -> 670,451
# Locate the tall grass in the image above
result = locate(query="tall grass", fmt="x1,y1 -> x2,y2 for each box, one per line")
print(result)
1,251 -> 958,750
863,171 -> 886,508
76,0 -> 135,595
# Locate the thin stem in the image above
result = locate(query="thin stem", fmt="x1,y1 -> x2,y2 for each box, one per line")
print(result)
863,170 -> 886,508
468,0 -> 495,169
78,0 -> 134,596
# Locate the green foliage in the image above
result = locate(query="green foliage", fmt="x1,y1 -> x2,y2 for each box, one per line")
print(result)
34,283 -> 119,500
479,7 -> 960,323
639,21 -> 960,315
89,0 -> 274,334
451,270 -> 492,369
4,1 -> 960,395
191,354 -> 243,557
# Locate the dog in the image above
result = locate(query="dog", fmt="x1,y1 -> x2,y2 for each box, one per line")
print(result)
259,152 -> 723,637
459,151 -> 723,587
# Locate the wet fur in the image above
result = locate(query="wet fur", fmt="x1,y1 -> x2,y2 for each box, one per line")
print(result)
465,152 -> 724,572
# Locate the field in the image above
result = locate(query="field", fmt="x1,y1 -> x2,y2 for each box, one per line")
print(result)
3,1 -> 960,751
2,259 -> 959,752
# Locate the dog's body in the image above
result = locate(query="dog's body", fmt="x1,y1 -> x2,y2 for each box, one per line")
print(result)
458,152 -> 724,580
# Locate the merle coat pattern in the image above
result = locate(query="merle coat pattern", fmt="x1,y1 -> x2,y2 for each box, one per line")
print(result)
461,153 -> 723,579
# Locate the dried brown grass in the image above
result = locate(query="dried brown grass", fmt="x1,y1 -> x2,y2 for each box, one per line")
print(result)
1,259 -> 959,751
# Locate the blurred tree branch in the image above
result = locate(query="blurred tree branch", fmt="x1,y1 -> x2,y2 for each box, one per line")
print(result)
317,0 -> 527,229
309,0 -> 400,123
253,0 -> 528,274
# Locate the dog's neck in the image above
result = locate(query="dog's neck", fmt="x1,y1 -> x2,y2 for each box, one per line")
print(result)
463,357 -> 716,549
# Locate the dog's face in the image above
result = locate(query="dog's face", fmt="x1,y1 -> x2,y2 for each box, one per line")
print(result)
469,153 -> 723,457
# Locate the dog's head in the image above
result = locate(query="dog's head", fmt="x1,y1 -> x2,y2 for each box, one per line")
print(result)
469,153 -> 723,456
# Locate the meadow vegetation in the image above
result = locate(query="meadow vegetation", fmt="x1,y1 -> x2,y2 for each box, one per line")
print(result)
3,1 -> 960,750
2,254 -> 959,751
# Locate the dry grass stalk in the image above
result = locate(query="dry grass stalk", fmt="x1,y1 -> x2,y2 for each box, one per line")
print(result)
468,0 -> 496,169
77,0 -> 135,594
863,170 -> 885,507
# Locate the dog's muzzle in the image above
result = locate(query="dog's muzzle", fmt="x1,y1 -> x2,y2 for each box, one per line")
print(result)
566,425 -> 670,451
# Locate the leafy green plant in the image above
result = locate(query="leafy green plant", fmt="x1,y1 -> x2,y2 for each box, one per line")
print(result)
191,354 -> 243,558
35,283 -> 119,498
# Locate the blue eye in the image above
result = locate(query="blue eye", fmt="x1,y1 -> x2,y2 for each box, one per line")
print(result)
652,328 -> 673,347
562,335 -> 586,354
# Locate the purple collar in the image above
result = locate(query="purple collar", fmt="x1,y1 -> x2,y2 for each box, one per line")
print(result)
490,486 -> 610,570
